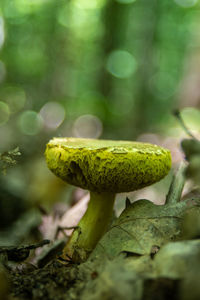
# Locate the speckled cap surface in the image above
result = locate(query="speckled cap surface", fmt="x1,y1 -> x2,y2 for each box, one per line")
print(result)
45,137 -> 171,193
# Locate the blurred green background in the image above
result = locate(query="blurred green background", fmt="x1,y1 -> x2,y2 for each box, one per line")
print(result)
1,0 -> 200,243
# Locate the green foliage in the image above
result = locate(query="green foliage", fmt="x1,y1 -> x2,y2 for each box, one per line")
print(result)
0,147 -> 21,174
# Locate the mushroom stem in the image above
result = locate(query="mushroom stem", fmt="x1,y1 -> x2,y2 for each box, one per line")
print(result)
62,191 -> 115,262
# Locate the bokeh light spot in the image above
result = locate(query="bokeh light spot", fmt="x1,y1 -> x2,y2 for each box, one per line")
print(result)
73,114 -> 103,138
3,86 -> 26,113
116,0 -> 137,4
39,102 -> 65,130
18,110 -> 43,135
74,0 -> 105,10
174,0 -> 198,7
149,72 -> 177,99
106,50 -> 137,79
0,101 -> 10,126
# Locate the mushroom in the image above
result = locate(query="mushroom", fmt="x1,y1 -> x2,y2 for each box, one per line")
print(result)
45,137 -> 171,262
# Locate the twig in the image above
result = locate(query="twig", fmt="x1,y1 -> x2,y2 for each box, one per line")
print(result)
173,109 -> 197,140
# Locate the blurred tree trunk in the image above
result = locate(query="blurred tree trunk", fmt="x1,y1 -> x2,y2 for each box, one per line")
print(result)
98,0 -> 130,97
98,1 -> 134,138
133,0 -> 191,135
133,0 -> 159,134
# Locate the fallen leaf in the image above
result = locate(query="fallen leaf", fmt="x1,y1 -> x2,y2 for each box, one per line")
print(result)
92,198 -> 200,259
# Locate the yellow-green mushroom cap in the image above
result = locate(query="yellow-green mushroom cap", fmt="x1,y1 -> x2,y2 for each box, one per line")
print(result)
45,138 -> 171,193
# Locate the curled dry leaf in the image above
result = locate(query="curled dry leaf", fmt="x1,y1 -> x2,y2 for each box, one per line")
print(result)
39,194 -> 89,240
59,193 -> 89,236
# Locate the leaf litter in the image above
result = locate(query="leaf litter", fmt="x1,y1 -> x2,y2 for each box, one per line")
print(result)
5,196 -> 200,300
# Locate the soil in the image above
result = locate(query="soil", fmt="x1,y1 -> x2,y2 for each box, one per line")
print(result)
7,259 -> 180,300
9,260 -> 80,300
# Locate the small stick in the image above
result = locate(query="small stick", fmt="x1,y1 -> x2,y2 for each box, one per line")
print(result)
173,109 -> 197,140
26,239 -> 50,250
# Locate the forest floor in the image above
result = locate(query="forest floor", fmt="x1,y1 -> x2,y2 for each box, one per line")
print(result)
3,195 -> 200,300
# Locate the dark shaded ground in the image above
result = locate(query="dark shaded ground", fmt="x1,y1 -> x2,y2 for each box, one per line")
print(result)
8,259 -> 180,300
9,261 -> 79,300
